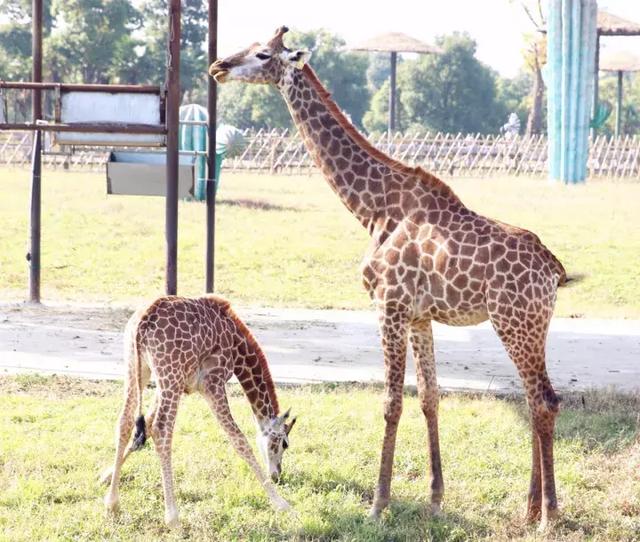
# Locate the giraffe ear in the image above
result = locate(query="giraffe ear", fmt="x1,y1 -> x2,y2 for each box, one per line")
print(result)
287,49 -> 311,69
285,416 -> 297,435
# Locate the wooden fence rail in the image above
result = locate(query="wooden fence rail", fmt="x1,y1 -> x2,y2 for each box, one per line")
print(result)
1,130 -> 639,178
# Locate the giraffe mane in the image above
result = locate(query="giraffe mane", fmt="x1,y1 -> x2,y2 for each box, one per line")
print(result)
221,302 -> 280,415
300,65 -> 459,198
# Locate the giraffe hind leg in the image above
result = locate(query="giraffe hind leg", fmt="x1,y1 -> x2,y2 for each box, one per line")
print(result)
101,363 -> 151,500
489,299 -> 559,530
410,320 -> 444,515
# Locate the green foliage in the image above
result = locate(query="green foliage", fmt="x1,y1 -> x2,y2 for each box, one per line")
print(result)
398,33 -> 507,134
366,52 -> 392,92
47,0 -> 144,84
495,70 -> 533,130
597,72 -> 640,136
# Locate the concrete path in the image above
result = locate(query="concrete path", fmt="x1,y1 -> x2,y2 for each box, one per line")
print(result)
0,303 -> 638,392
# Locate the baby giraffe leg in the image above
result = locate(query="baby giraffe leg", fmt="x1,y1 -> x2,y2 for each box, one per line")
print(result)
201,377 -> 290,511
150,387 -> 182,528
103,366 -> 149,512
100,394 -> 157,485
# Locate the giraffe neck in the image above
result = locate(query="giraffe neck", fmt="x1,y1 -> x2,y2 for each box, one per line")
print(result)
277,66 -> 391,232
226,309 -> 279,425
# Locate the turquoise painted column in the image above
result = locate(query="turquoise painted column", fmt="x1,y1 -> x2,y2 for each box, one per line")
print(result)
179,104 -> 208,200
547,0 -> 597,184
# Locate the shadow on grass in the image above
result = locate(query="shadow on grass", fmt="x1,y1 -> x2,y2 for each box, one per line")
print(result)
300,498 -> 489,541
217,198 -> 300,212
280,469 -> 490,541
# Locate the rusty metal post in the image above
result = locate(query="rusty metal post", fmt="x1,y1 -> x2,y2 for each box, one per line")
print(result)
205,0 -> 218,293
165,0 -> 181,295
28,0 -> 43,303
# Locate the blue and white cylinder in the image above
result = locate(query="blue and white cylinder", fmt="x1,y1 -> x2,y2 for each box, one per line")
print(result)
547,0 -> 598,184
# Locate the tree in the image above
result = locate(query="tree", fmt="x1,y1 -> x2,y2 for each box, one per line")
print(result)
366,53 -> 392,93
519,0 -> 547,135
397,33 -> 505,134
47,0 -> 144,84
496,70 -> 534,131
139,0 -> 208,100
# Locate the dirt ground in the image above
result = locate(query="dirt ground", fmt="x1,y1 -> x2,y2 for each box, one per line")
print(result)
1,301 -> 639,393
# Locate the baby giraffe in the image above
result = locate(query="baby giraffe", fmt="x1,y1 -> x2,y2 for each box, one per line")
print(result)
100,295 -> 296,527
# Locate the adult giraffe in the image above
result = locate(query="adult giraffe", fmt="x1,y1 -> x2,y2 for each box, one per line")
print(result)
211,26 -> 570,529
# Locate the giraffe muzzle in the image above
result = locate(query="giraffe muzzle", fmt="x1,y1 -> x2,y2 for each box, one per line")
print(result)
209,60 -> 230,82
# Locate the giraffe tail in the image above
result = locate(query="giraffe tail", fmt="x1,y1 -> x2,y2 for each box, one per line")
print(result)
559,272 -> 586,287
130,319 -> 147,451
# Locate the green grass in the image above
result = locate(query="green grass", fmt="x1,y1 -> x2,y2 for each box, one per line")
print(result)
0,375 -> 639,541
0,167 -> 638,317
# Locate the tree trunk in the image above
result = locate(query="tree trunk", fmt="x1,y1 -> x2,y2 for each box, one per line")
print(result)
526,47 -> 545,136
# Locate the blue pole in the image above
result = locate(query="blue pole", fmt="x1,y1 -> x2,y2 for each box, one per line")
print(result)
548,0 -> 563,181
567,0 -> 581,183
547,0 -> 597,184
560,0 -> 572,182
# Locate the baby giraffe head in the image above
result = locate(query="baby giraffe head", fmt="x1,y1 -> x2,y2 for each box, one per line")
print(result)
209,26 -> 311,86
256,407 -> 297,483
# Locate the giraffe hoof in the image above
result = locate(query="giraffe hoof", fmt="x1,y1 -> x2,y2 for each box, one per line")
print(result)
368,505 -> 383,520
271,495 -> 292,512
430,502 -> 442,517
104,494 -> 120,513
538,508 -> 559,532
99,467 -> 113,486
164,511 -> 180,529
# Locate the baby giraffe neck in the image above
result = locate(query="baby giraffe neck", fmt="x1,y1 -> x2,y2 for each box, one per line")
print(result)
227,309 -> 279,424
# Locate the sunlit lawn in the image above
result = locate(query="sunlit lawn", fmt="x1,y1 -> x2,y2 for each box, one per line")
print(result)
0,375 -> 638,541
0,166 -> 638,317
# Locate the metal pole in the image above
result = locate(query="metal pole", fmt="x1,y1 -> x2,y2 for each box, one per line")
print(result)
205,0 -> 218,293
165,0 -> 181,295
615,70 -> 623,137
28,0 -> 43,303
388,51 -> 397,136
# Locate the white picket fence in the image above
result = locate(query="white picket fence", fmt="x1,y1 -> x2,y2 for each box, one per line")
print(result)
1,129 -> 639,178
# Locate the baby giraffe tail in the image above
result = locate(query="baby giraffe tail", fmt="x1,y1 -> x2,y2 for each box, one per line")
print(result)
130,325 -> 147,451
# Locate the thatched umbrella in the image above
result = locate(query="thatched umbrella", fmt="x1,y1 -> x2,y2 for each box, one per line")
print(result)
600,51 -> 640,136
349,32 -> 442,134
592,11 -> 640,132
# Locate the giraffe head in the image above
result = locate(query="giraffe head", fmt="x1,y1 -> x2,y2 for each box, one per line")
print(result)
256,407 -> 297,483
209,26 -> 311,85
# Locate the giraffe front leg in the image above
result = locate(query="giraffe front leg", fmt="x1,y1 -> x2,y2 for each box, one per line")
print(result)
370,307 -> 409,518
410,320 -> 444,515
201,379 -> 292,512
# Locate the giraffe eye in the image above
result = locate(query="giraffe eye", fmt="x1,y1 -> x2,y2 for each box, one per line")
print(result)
282,439 -> 289,450
256,52 -> 271,60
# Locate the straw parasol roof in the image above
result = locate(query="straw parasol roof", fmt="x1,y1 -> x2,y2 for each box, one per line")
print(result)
349,32 -> 442,54
597,10 -> 640,36
600,50 -> 640,72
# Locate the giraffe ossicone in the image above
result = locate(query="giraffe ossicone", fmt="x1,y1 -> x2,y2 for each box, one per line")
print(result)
101,295 -> 296,526
211,25 -> 573,530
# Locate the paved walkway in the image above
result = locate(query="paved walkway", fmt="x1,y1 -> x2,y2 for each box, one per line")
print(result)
0,303 -> 638,392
